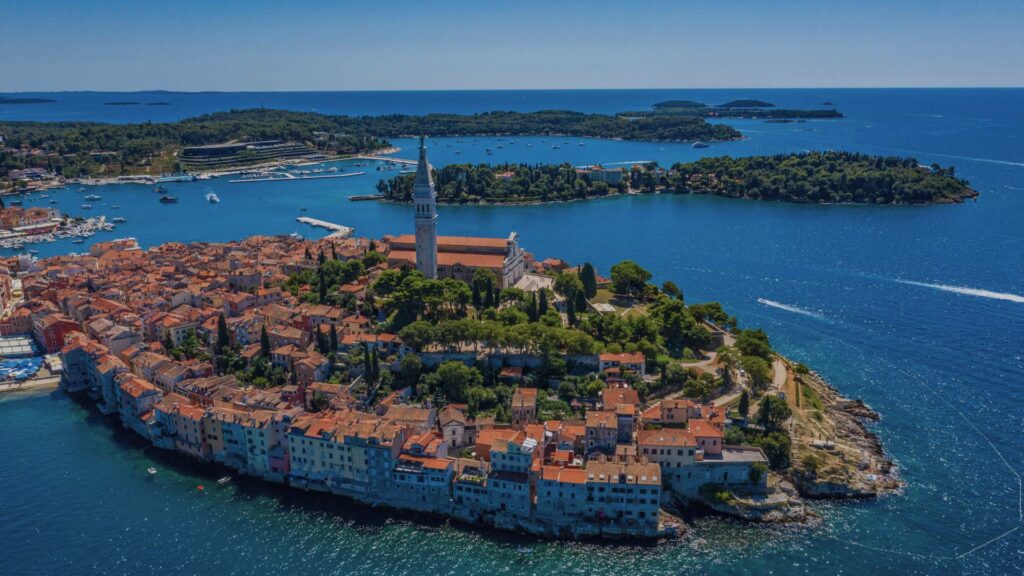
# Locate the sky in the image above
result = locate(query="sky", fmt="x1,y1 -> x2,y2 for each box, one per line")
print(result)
2,0 -> 1023,91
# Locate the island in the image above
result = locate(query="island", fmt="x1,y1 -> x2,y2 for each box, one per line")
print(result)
717,99 -> 775,108
0,96 -> 56,104
376,151 -> 978,205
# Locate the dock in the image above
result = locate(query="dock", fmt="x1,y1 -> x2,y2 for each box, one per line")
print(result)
349,194 -> 385,202
351,155 -> 416,165
296,217 -> 354,238
229,171 -> 366,184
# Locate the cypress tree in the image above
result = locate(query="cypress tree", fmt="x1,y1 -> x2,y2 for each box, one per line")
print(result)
580,262 -> 598,299
316,330 -> 329,354
483,280 -> 494,308
528,292 -> 538,321
317,250 -> 326,265
567,303 -> 577,326
329,324 -> 338,353
363,344 -> 372,379
539,289 -> 549,315
260,325 -> 271,358
304,246 -> 312,260
739,389 -> 750,417
574,289 -> 587,313
472,282 -> 481,308
331,243 -> 338,260
318,271 -> 328,303
371,347 -> 380,382
215,313 -> 229,354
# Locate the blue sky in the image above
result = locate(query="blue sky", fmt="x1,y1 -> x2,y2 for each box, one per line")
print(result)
2,0 -> 1022,91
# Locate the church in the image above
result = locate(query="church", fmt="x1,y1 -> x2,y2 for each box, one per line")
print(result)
385,138 -> 527,288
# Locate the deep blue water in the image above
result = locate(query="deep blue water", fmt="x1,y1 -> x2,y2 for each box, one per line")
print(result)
1,89 -> 1022,575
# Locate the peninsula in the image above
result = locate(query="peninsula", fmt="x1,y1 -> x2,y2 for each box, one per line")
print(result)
376,151 -> 978,205
6,141 -> 898,542
0,102 -> 836,182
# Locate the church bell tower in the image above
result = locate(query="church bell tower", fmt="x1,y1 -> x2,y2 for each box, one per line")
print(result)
413,136 -> 438,278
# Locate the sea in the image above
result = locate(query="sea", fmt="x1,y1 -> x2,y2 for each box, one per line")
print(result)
0,89 -> 1022,575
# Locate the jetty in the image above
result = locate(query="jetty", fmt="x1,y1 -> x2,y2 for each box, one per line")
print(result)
351,155 -> 416,165
295,217 -> 353,238
229,172 -> 366,184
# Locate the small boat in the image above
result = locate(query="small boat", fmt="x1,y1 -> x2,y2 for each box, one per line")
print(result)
216,476 -> 232,485
81,204 -> 92,209
77,187 -> 86,192
300,207 -> 307,212
112,217 -> 126,223
147,467 -> 157,475
551,145 -> 560,149
71,239 -> 85,244
39,194 -> 49,198
111,205 -> 119,209
154,186 -> 168,194
692,141 -> 709,149
8,200 -> 22,206
49,199 -> 58,204
84,194 -> 102,201
206,192 -> 220,203
28,249 -> 38,254
159,195 -> 178,204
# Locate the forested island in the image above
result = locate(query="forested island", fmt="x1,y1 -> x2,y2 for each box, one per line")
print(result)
0,97 -> 56,104
376,151 -> 977,205
636,99 -> 840,119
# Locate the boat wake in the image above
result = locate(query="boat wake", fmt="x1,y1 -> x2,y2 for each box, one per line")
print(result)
756,298 -> 824,319
894,279 -> 1024,304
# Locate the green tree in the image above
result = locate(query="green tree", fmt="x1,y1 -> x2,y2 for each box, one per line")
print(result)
579,262 -> 598,299
427,361 -> 483,403
738,389 -> 750,417
329,324 -> 338,353
757,395 -> 792,429
741,355 -> 772,389
610,260 -> 651,296
215,313 -> 229,354
554,271 -> 584,300
260,325 -> 271,358
661,280 -> 683,301
538,289 -> 549,315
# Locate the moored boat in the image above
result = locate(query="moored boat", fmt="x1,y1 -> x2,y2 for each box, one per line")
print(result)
159,195 -> 178,204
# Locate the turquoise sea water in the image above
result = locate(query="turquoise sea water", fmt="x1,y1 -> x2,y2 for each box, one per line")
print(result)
0,89 -> 1022,575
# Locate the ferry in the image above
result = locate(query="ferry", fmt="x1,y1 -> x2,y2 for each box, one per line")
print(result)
692,141 -> 709,149
112,217 -> 127,223
81,204 -> 92,209
159,196 -> 178,204
84,194 -> 102,201
206,192 -> 220,203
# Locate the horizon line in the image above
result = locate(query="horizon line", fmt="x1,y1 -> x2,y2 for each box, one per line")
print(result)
3,86 -> 1024,95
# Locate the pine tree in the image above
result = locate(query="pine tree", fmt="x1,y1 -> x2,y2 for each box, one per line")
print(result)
539,289 -> 549,315
579,262 -> 598,299
260,325 -> 271,358
215,313 -> 229,354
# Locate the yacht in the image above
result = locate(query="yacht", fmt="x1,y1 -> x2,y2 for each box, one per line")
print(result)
81,203 -> 92,209
206,192 -> 220,203
112,217 -> 127,223
84,194 -> 102,201
159,195 -> 178,204
692,141 -> 709,149
71,238 -> 85,244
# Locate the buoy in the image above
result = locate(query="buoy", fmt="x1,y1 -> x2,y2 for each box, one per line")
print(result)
197,485 -> 205,491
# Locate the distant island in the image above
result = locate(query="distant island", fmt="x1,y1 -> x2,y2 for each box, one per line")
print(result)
104,101 -> 142,105
0,96 -> 55,104
627,100 -> 841,120
717,99 -> 774,108
377,152 -> 977,205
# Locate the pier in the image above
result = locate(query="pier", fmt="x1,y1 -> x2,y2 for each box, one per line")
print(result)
351,155 -> 416,165
229,171 -> 366,184
295,217 -> 354,238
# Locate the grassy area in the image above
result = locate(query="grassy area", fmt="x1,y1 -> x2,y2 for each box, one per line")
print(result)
591,288 -> 648,316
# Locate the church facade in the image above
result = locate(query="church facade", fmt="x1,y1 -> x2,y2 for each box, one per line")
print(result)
387,138 -> 527,288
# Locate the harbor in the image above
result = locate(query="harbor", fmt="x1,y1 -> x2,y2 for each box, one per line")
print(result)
0,216 -> 115,250
228,171 -> 366,184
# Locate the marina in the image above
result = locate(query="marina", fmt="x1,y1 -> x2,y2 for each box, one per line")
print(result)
228,171 -> 366,184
